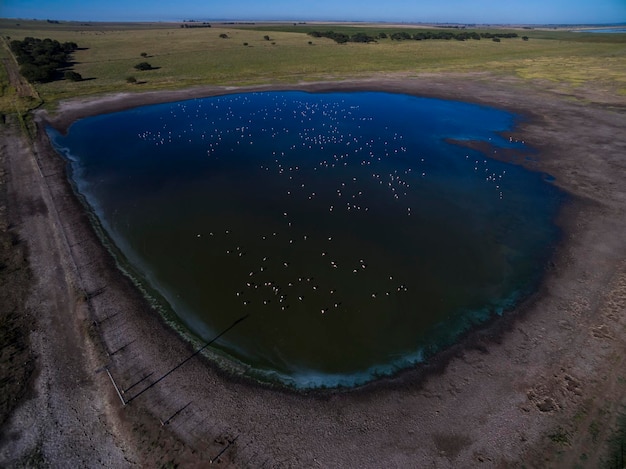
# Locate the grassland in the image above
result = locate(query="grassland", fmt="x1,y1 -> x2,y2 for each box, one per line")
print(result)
0,44 -> 11,112
1,19 -> 624,109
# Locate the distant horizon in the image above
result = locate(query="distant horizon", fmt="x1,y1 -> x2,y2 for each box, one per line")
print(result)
2,0 -> 625,26
2,17 -> 626,27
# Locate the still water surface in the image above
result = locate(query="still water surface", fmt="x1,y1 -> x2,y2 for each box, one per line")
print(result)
50,91 -> 562,388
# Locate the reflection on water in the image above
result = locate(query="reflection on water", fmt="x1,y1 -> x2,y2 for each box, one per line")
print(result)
50,91 -> 563,388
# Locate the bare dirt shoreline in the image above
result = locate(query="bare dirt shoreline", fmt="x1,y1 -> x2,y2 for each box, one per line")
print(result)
1,74 -> 625,467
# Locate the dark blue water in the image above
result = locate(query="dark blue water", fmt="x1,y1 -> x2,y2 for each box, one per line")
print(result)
49,91 -> 563,388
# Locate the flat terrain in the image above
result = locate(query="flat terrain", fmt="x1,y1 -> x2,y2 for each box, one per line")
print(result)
1,20 -> 625,467
1,19 -> 625,107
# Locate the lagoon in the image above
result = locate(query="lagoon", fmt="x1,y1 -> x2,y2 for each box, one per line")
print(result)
49,91 -> 562,388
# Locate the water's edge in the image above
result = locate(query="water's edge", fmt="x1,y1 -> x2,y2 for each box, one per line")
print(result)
47,91 -> 564,390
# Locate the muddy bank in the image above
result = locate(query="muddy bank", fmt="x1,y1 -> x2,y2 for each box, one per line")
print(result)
2,74 -> 626,467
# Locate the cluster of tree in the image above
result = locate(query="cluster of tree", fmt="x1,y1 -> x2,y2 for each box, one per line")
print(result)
180,22 -> 211,28
397,31 -> 481,41
308,30 -> 519,44
480,32 -> 519,39
307,31 -> 374,44
386,31 -> 520,41
10,37 -> 79,83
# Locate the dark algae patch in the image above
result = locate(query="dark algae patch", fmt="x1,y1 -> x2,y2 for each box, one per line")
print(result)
49,91 -> 563,388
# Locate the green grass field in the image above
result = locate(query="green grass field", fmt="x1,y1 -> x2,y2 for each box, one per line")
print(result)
1,19 -> 625,111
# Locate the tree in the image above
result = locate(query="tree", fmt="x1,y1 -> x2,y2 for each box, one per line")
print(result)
64,70 -> 82,81
522,36 -> 529,41
307,31 -> 349,44
390,31 -> 412,41
62,41 -> 78,52
134,62 -> 153,71
20,62 -> 56,82
351,32 -> 376,43
10,36 -> 79,83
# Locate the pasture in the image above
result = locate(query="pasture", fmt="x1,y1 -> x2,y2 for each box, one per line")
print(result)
1,18 -> 625,110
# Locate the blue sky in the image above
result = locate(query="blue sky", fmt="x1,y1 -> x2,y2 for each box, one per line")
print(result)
1,0 -> 625,24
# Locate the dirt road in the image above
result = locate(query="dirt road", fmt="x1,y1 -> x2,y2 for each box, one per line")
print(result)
0,118 -> 134,466
0,40 -> 38,100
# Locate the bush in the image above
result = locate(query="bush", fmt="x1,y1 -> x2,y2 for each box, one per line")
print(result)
134,62 -> 153,71
126,76 -> 137,84
64,70 -> 82,81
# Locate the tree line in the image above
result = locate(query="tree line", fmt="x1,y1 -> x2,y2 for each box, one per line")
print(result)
308,30 -> 519,44
180,22 -> 212,29
10,37 -> 79,83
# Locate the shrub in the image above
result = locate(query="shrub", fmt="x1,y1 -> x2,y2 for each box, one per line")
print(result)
126,76 -> 137,84
134,62 -> 153,71
64,70 -> 82,81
